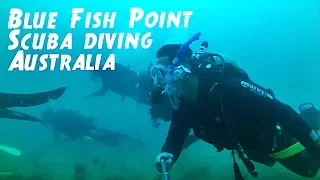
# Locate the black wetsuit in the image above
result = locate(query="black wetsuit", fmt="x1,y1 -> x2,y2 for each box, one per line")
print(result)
161,60 -> 320,164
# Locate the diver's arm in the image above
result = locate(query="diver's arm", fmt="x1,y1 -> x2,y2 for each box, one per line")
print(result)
273,101 -> 320,157
161,109 -> 190,162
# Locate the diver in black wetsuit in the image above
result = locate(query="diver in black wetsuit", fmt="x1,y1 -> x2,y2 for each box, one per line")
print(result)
41,106 -> 144,148
151,42 -> 320,179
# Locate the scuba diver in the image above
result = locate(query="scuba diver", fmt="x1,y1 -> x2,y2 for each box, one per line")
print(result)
85,56 -> 171,125
150,32 -> 320,179
87,63 -> 140,103
0,87 -> 66,156
84,55 -> 320,152
0,87 -> 66,122
41,106 -> 144,148
82,47 -> 320,154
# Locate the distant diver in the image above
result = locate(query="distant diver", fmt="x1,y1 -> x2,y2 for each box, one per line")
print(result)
0,87 -> 66,122
87,63 -> 140,103
41,106 -> 143,148
85,60 -> 171,123
151,34 -> 320,179
0,87 -> 66,156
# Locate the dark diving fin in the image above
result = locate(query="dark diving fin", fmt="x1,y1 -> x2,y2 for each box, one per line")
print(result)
0,109 -> 41,122
121,96 -> 125,102
0,87 -> 66,109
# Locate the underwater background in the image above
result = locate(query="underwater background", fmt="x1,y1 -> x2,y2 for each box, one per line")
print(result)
0,0 -> 319,179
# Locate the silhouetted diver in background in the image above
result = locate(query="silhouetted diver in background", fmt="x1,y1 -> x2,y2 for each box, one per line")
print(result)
41,106 -> 144,148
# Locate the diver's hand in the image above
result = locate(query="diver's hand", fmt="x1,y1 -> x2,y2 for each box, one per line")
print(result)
155,152 -> 174,172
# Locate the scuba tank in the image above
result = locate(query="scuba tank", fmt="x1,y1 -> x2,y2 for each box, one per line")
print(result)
299,103 -> 320,130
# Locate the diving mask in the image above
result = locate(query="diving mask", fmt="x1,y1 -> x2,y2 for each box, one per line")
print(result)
149,65 -> 167,105
171,65 -> 192,81
150,32 -> 202,109
150,64 -> 192,109
150,65 -> 167,85
164,32 -> 201,109
151,64 -> 192,87
165,65 -> 192,110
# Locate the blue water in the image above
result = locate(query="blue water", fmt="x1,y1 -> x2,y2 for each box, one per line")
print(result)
0,0 -> 319,179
